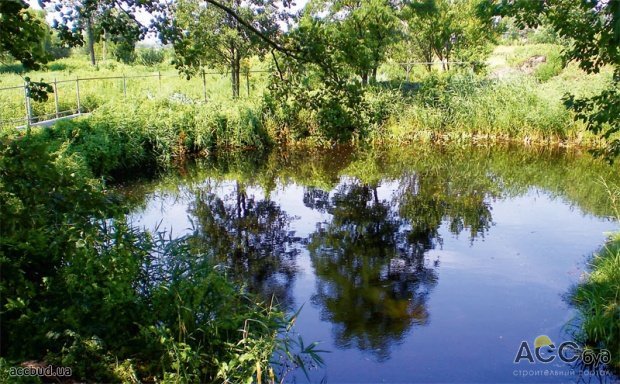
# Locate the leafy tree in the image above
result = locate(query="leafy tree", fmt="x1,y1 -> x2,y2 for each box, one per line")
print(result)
396,0 -> 441,72
263,12 -> 369,141
492,0 -> 620,160
310,0 -> 401,85
398,0 -> 498,72
169,0 -> 279,98
46,0 -> 146,65
450,0 -> 499,70
107,12 -> 140,63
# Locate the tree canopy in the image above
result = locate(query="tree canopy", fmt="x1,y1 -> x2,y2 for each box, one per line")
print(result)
3,0 -> 618,154
0,0 -> 51,70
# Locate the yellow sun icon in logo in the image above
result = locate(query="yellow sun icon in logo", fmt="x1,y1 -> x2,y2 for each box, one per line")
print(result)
534,335 -> 555,349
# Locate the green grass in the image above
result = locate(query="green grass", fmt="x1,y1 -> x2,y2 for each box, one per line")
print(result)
0,56 -> 270,127
572,233 -> 620,371
0,96 -> 271,179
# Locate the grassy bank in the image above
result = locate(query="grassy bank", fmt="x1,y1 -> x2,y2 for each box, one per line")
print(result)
572,233 -> 620,371
2,68 -> 612,171
1,45 -> 615,150
0,56 -> 269,127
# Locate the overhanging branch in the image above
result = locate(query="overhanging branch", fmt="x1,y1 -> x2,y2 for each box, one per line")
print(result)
204,0 -> 304,62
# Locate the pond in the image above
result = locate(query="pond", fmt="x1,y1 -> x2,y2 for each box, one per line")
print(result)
119,144 -> 619,383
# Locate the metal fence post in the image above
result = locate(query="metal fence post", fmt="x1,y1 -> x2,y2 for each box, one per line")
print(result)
201,69 -> 207,102
53,78 -> 60,119
24,81 -> 32,127
123,74 -> 127,98
76,77 -> 81,114
158,71 -> 162,93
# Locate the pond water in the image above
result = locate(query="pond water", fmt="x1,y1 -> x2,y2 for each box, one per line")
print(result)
120,145 -> 619,383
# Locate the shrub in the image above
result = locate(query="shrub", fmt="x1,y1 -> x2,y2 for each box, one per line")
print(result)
137,48 -> 166,66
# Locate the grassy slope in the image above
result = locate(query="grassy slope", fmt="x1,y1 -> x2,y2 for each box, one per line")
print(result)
381,44 -> 613,146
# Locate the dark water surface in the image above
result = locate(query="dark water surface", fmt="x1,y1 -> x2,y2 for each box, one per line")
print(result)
119,145 -> 619,383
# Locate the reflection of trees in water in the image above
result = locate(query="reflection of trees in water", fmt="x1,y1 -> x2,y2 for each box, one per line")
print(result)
189,181 -> 300,309
396,172 -> 494,243
306,182 -> 438,361
305,174 -> 493,360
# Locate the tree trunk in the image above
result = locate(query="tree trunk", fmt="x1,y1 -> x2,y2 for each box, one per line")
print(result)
236,56 -> 241,98
425,42 -> 433,72
361,71 -> 368,86
371,67 -> 378,84
231,47 -> 239,99
229,46 -> 242,98
86,18 -> 96,66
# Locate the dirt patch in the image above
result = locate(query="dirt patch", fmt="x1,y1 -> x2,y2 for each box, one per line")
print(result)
520,55 -> 546,74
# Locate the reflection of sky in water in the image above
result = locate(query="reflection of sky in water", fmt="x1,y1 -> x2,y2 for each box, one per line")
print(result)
128,179 -> 616,383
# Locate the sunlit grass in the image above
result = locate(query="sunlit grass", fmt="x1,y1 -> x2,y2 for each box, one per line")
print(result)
572,232 -> 620,371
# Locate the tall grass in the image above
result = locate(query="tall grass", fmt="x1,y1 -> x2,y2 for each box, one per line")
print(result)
378,75 -> 578,144
0,124 -> 321,383
3,97 -> 271,179
1,45 -> 615,148
571,232 -> 620,371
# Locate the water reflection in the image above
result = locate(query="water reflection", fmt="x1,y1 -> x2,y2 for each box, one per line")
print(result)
307,180 -> 438,361
122,145 -> 620,382
188,181 -> 300,309
305,171 -> 495,360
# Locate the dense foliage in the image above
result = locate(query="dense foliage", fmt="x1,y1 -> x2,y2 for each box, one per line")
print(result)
2,0 -> 620,380
0,131 -> 322,383
168,0 -> 279,98
0,0 -> 51,70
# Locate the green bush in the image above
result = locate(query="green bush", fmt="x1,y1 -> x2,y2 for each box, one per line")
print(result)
137,47 -> 166,66
533,49 -> 564,82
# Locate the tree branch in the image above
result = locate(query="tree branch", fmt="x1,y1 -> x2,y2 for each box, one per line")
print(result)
203,0 -> 304,62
